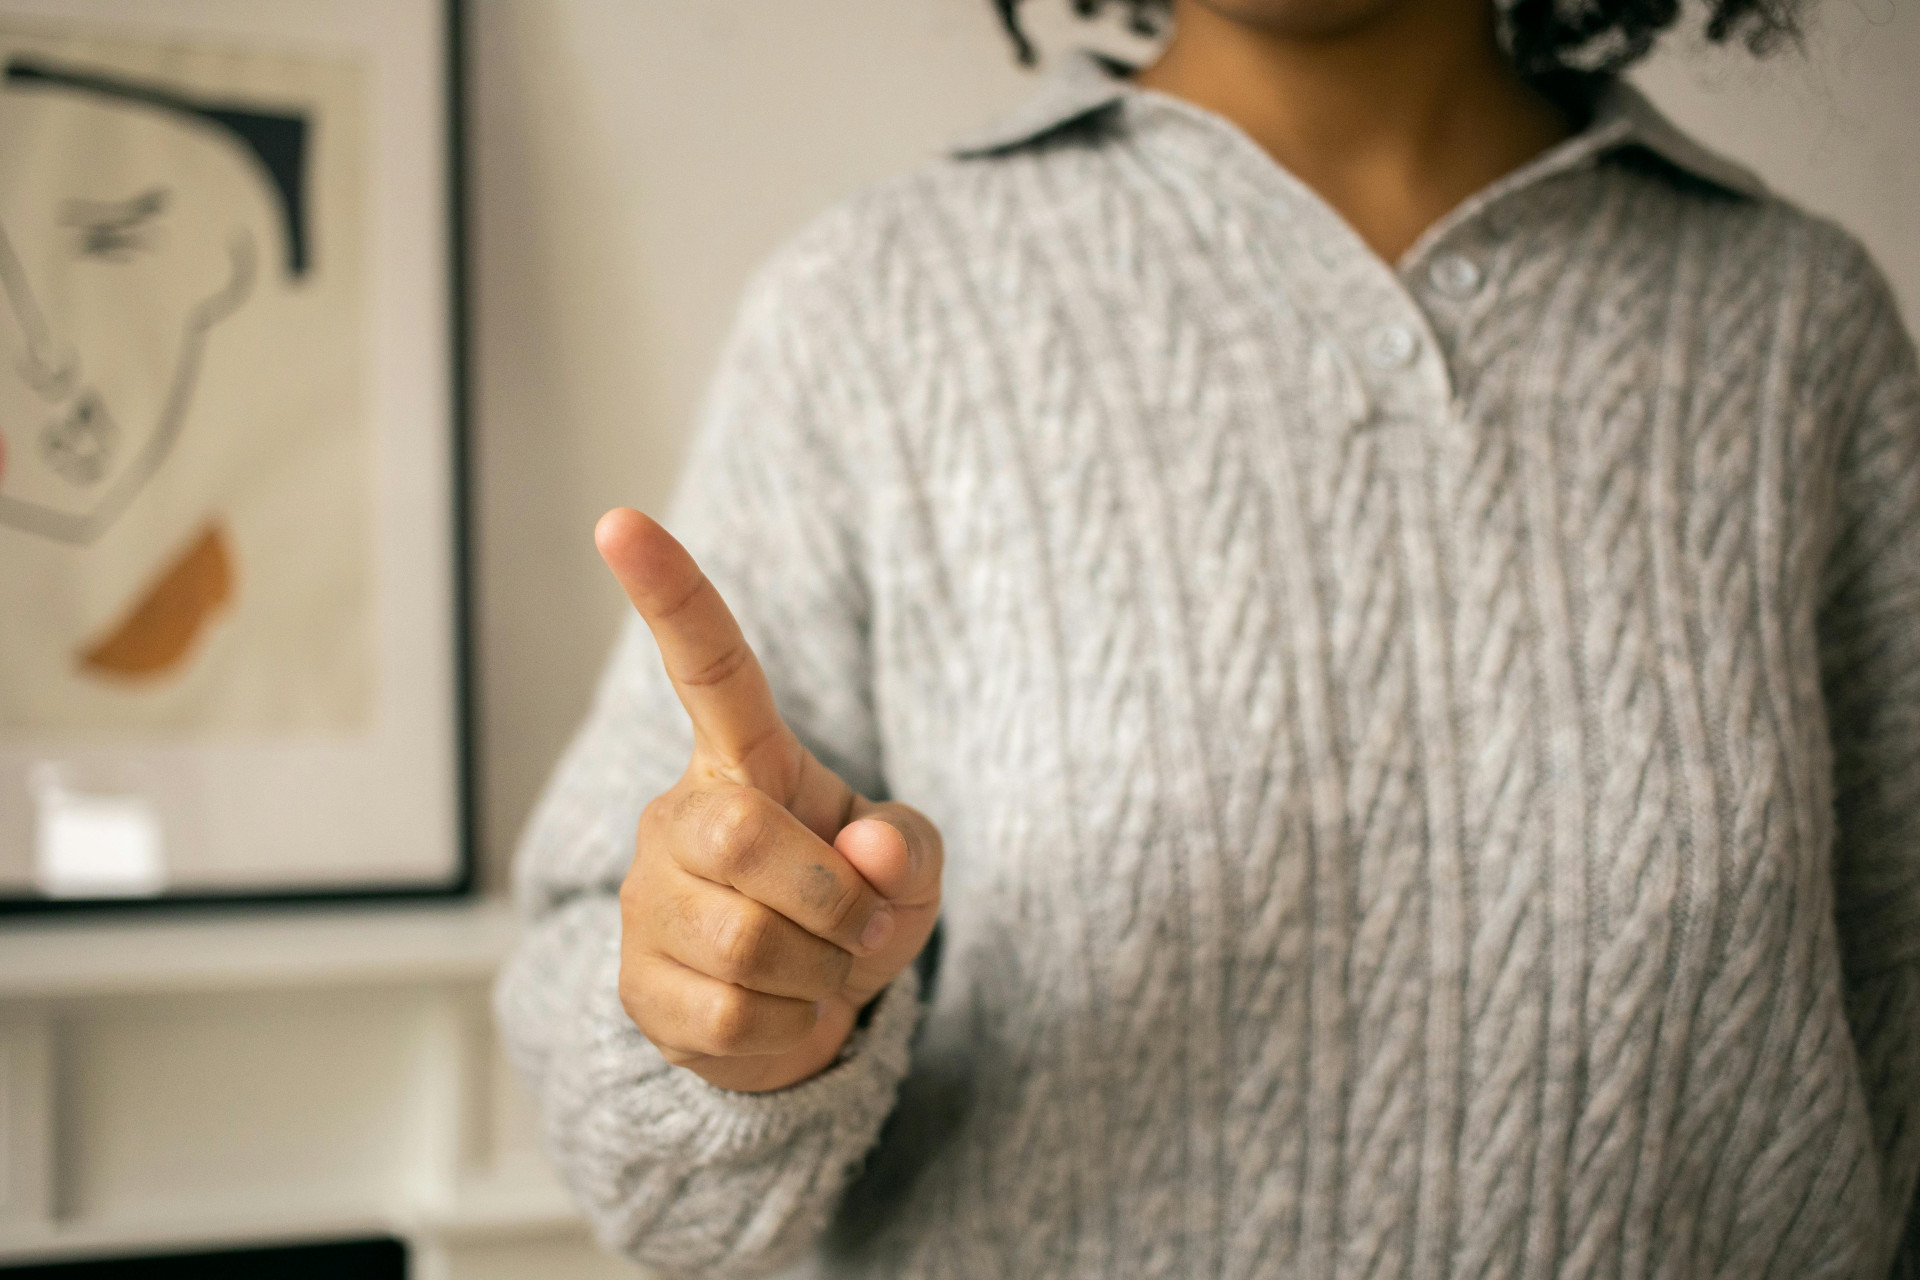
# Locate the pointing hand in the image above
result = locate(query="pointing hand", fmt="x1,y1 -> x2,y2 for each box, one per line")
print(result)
596,509 -> 943,1092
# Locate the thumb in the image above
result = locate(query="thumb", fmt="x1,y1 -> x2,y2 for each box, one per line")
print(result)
836,798 -> 942,907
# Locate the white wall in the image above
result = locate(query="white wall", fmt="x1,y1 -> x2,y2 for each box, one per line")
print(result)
467,1 -> 1920,891
1634,6 -> 1920,323
466,0 -> 1146,888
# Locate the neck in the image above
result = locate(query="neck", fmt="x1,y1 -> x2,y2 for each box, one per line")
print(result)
1134,0 -> 1568,263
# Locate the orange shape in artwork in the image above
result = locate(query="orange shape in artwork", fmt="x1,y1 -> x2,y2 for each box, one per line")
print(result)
79,521 -> 236,680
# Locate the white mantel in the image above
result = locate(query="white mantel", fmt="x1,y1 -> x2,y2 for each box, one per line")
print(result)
0,899 -> 638,1279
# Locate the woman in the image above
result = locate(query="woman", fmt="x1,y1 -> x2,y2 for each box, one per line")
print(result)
497,1 -> 1920,1276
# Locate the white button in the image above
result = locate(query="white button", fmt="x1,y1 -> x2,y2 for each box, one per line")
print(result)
1429,253 -> 1483,299
1365,324 -> 1419,369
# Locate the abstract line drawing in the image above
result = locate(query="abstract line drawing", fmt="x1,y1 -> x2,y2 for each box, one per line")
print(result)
0,21 -> 371,732
0,56 -> 308,545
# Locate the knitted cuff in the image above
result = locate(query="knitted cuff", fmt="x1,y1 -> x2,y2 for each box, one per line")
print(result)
654,965 -> 924,1160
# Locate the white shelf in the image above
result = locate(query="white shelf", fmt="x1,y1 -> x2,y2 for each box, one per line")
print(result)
0,898 -> 610,1276
0,898 -> 521,1001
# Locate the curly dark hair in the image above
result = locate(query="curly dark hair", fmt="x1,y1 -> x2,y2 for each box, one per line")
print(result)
992,0 -> 1805,84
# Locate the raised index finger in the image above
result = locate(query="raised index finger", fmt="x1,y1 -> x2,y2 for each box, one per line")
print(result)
595,508 -> 788,777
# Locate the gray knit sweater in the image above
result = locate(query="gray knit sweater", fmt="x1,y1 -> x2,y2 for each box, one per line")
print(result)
495,52 -> 1920,1280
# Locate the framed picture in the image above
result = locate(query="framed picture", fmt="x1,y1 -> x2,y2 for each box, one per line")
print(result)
0,0 -> 472,909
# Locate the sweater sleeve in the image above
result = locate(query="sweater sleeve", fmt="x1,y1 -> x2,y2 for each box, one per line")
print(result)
1815,246 -> 1920,1279
493,236 -> 920,1280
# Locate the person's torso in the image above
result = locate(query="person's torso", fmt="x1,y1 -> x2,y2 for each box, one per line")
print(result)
819,93 -> 1878,1279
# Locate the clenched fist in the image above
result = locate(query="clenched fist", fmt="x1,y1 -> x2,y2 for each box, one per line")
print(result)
596,509 -> 943,1093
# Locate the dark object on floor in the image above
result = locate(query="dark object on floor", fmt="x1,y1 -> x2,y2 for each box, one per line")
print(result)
0,1236 -> 405,1278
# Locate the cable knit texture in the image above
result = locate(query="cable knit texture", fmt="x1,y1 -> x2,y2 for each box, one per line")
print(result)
495,53 -> 1920,1280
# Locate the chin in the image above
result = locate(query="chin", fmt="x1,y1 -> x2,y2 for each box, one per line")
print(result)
1182,0 -> 1424,37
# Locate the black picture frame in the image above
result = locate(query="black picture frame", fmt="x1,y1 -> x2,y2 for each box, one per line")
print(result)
0,0 -> 475,915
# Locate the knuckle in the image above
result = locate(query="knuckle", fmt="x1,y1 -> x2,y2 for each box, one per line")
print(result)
701,985 -> 762,1055
710,905 -> 774,982
615,963 -> 653,1031
619,850 -> 679,931
667,884 -> 709,945
637,791 -> 674,851
704,787 -> 768,872
818,944 -> 855,991
824,876 -> 868,938
617,861 -> 653,919
657,1042 -> 701,1068
666,788 -> 714,856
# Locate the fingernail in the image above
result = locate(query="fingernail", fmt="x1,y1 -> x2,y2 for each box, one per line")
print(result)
814,999 -> 829,1023
860,908 -> 894,951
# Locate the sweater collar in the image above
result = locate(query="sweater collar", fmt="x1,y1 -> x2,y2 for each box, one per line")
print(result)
949,48 -> 1765,201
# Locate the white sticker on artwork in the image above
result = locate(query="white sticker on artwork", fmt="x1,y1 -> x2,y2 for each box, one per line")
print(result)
31,765 -> 164,897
